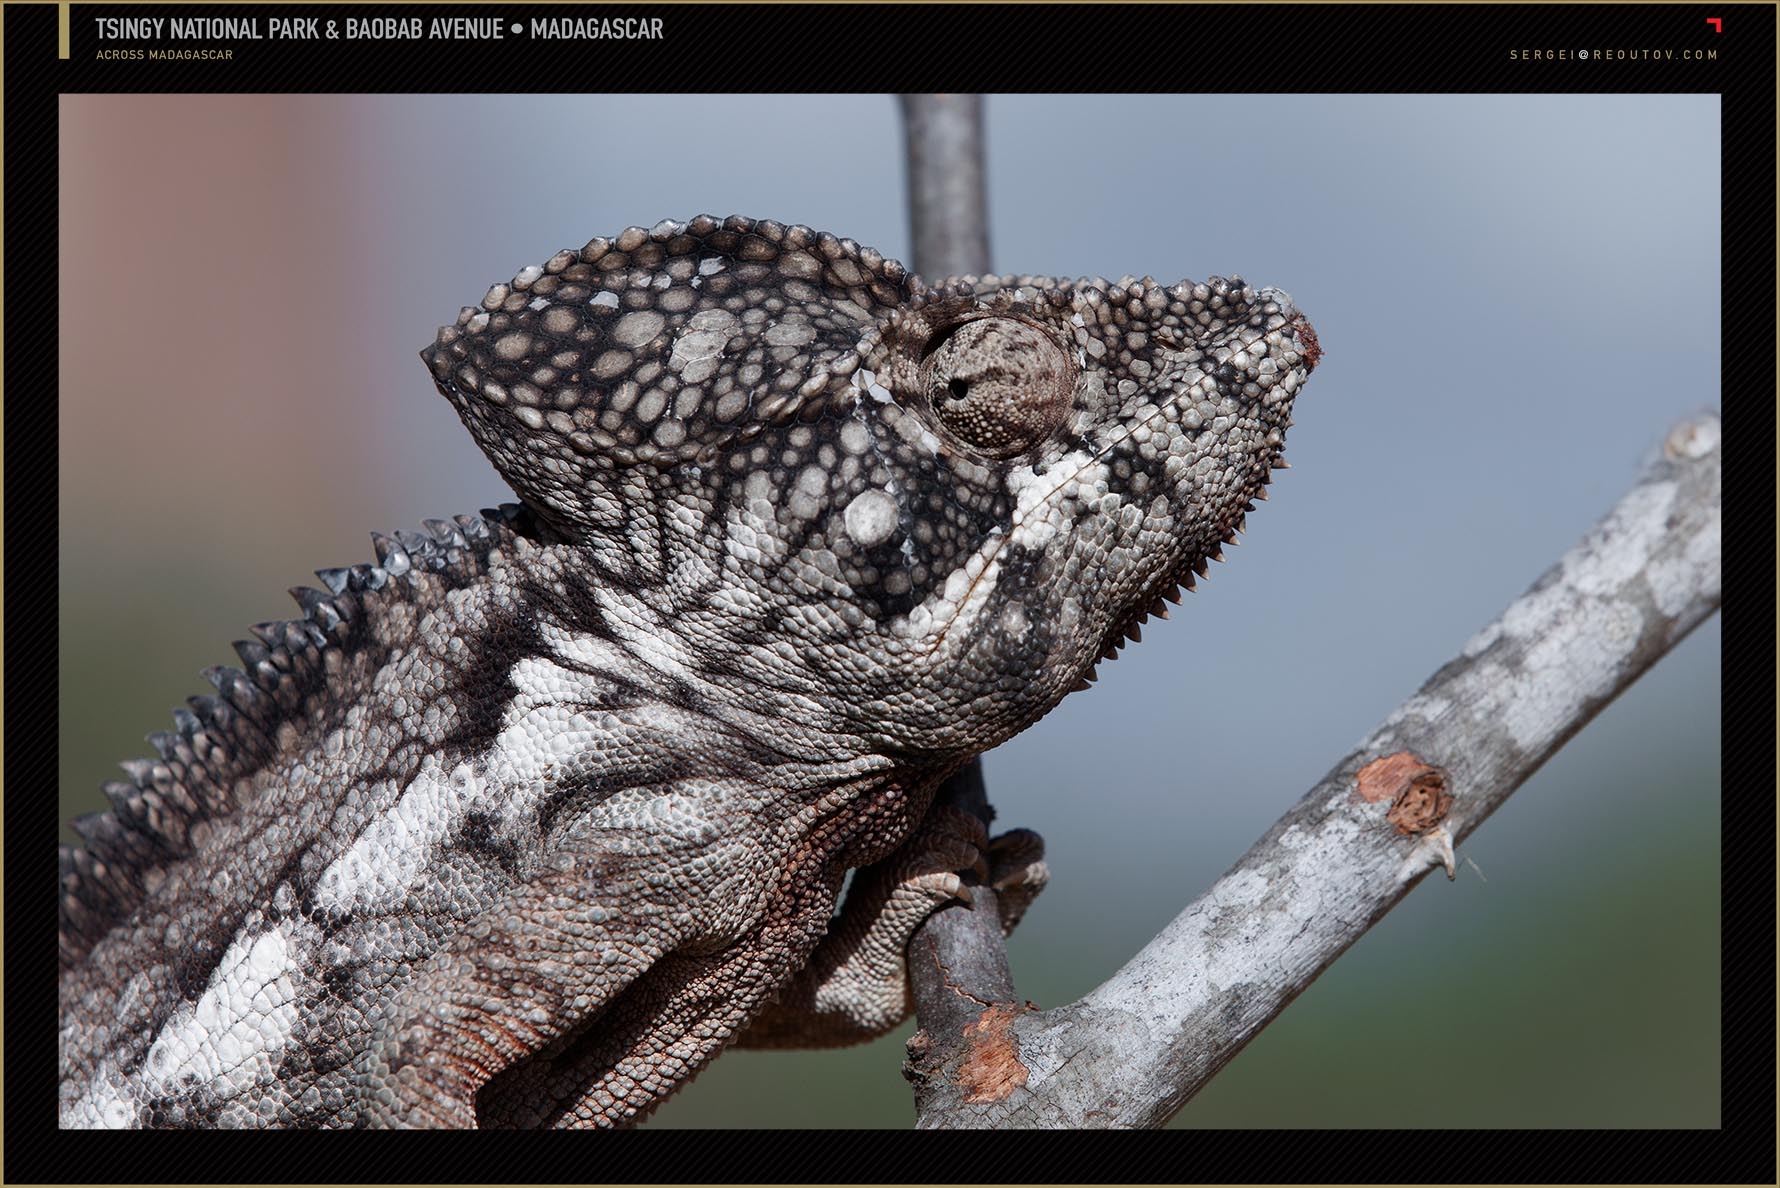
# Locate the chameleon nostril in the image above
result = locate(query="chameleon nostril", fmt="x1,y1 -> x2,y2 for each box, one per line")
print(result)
1293,316 -> 1324,372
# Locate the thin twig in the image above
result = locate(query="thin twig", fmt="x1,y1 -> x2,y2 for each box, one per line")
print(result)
895,92 -> 1027,1064
899,94 -> 991,278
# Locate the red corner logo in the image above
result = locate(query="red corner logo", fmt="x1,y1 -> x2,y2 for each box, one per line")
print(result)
1705,17 -> 1721,32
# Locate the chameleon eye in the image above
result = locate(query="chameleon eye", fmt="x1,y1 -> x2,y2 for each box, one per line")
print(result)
918,317 -> 1075,459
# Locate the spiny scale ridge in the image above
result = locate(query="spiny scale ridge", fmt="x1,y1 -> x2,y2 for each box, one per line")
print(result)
58,506 -> 530,968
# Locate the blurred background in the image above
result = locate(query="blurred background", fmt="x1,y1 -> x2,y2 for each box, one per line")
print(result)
59,94 -> 1720,1127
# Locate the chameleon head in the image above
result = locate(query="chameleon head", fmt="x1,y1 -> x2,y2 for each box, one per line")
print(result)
423,218 -> 1319,762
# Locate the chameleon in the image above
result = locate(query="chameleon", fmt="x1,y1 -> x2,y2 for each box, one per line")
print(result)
58,214 -> 1320,1128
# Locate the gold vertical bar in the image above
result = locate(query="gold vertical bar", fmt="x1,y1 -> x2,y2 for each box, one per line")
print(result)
60,2 -> 72,59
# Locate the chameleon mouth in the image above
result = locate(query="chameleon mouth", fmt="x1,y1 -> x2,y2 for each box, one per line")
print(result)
929,295 -> 1315,660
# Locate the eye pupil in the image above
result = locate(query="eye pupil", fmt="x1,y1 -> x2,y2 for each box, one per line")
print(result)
917,316 -> 1074,459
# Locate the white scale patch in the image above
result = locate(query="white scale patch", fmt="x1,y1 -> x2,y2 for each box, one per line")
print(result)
588,585 -> 702,684
1004,448 -> 1111,549
312,757 -> 485,915
63,1060 -> 139,1128
843,488 -> 900,548
64,921 -> 322,1125
850,367 -> 894,404
669,308 -> 741,384
313,623 -> 685,914
894,534 -> 1006,646
891,442 -> 1125,647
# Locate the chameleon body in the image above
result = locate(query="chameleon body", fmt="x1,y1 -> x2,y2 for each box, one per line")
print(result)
59,215 -> 1319,1127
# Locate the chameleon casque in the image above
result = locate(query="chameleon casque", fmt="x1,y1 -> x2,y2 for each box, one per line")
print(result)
59,215 -> 1320,1128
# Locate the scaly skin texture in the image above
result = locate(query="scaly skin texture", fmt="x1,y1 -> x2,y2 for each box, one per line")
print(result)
58,215 -> 1319,1128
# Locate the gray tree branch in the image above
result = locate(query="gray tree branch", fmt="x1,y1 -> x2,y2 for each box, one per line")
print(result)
899,94 -> 991,279
911,411 -> 1722,1127
895,92 -> 1028,1057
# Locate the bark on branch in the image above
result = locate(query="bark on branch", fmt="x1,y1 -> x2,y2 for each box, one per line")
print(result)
899,94 -> 991,280
896,94 -> 1029,1055
909,411 -> 1722,1127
